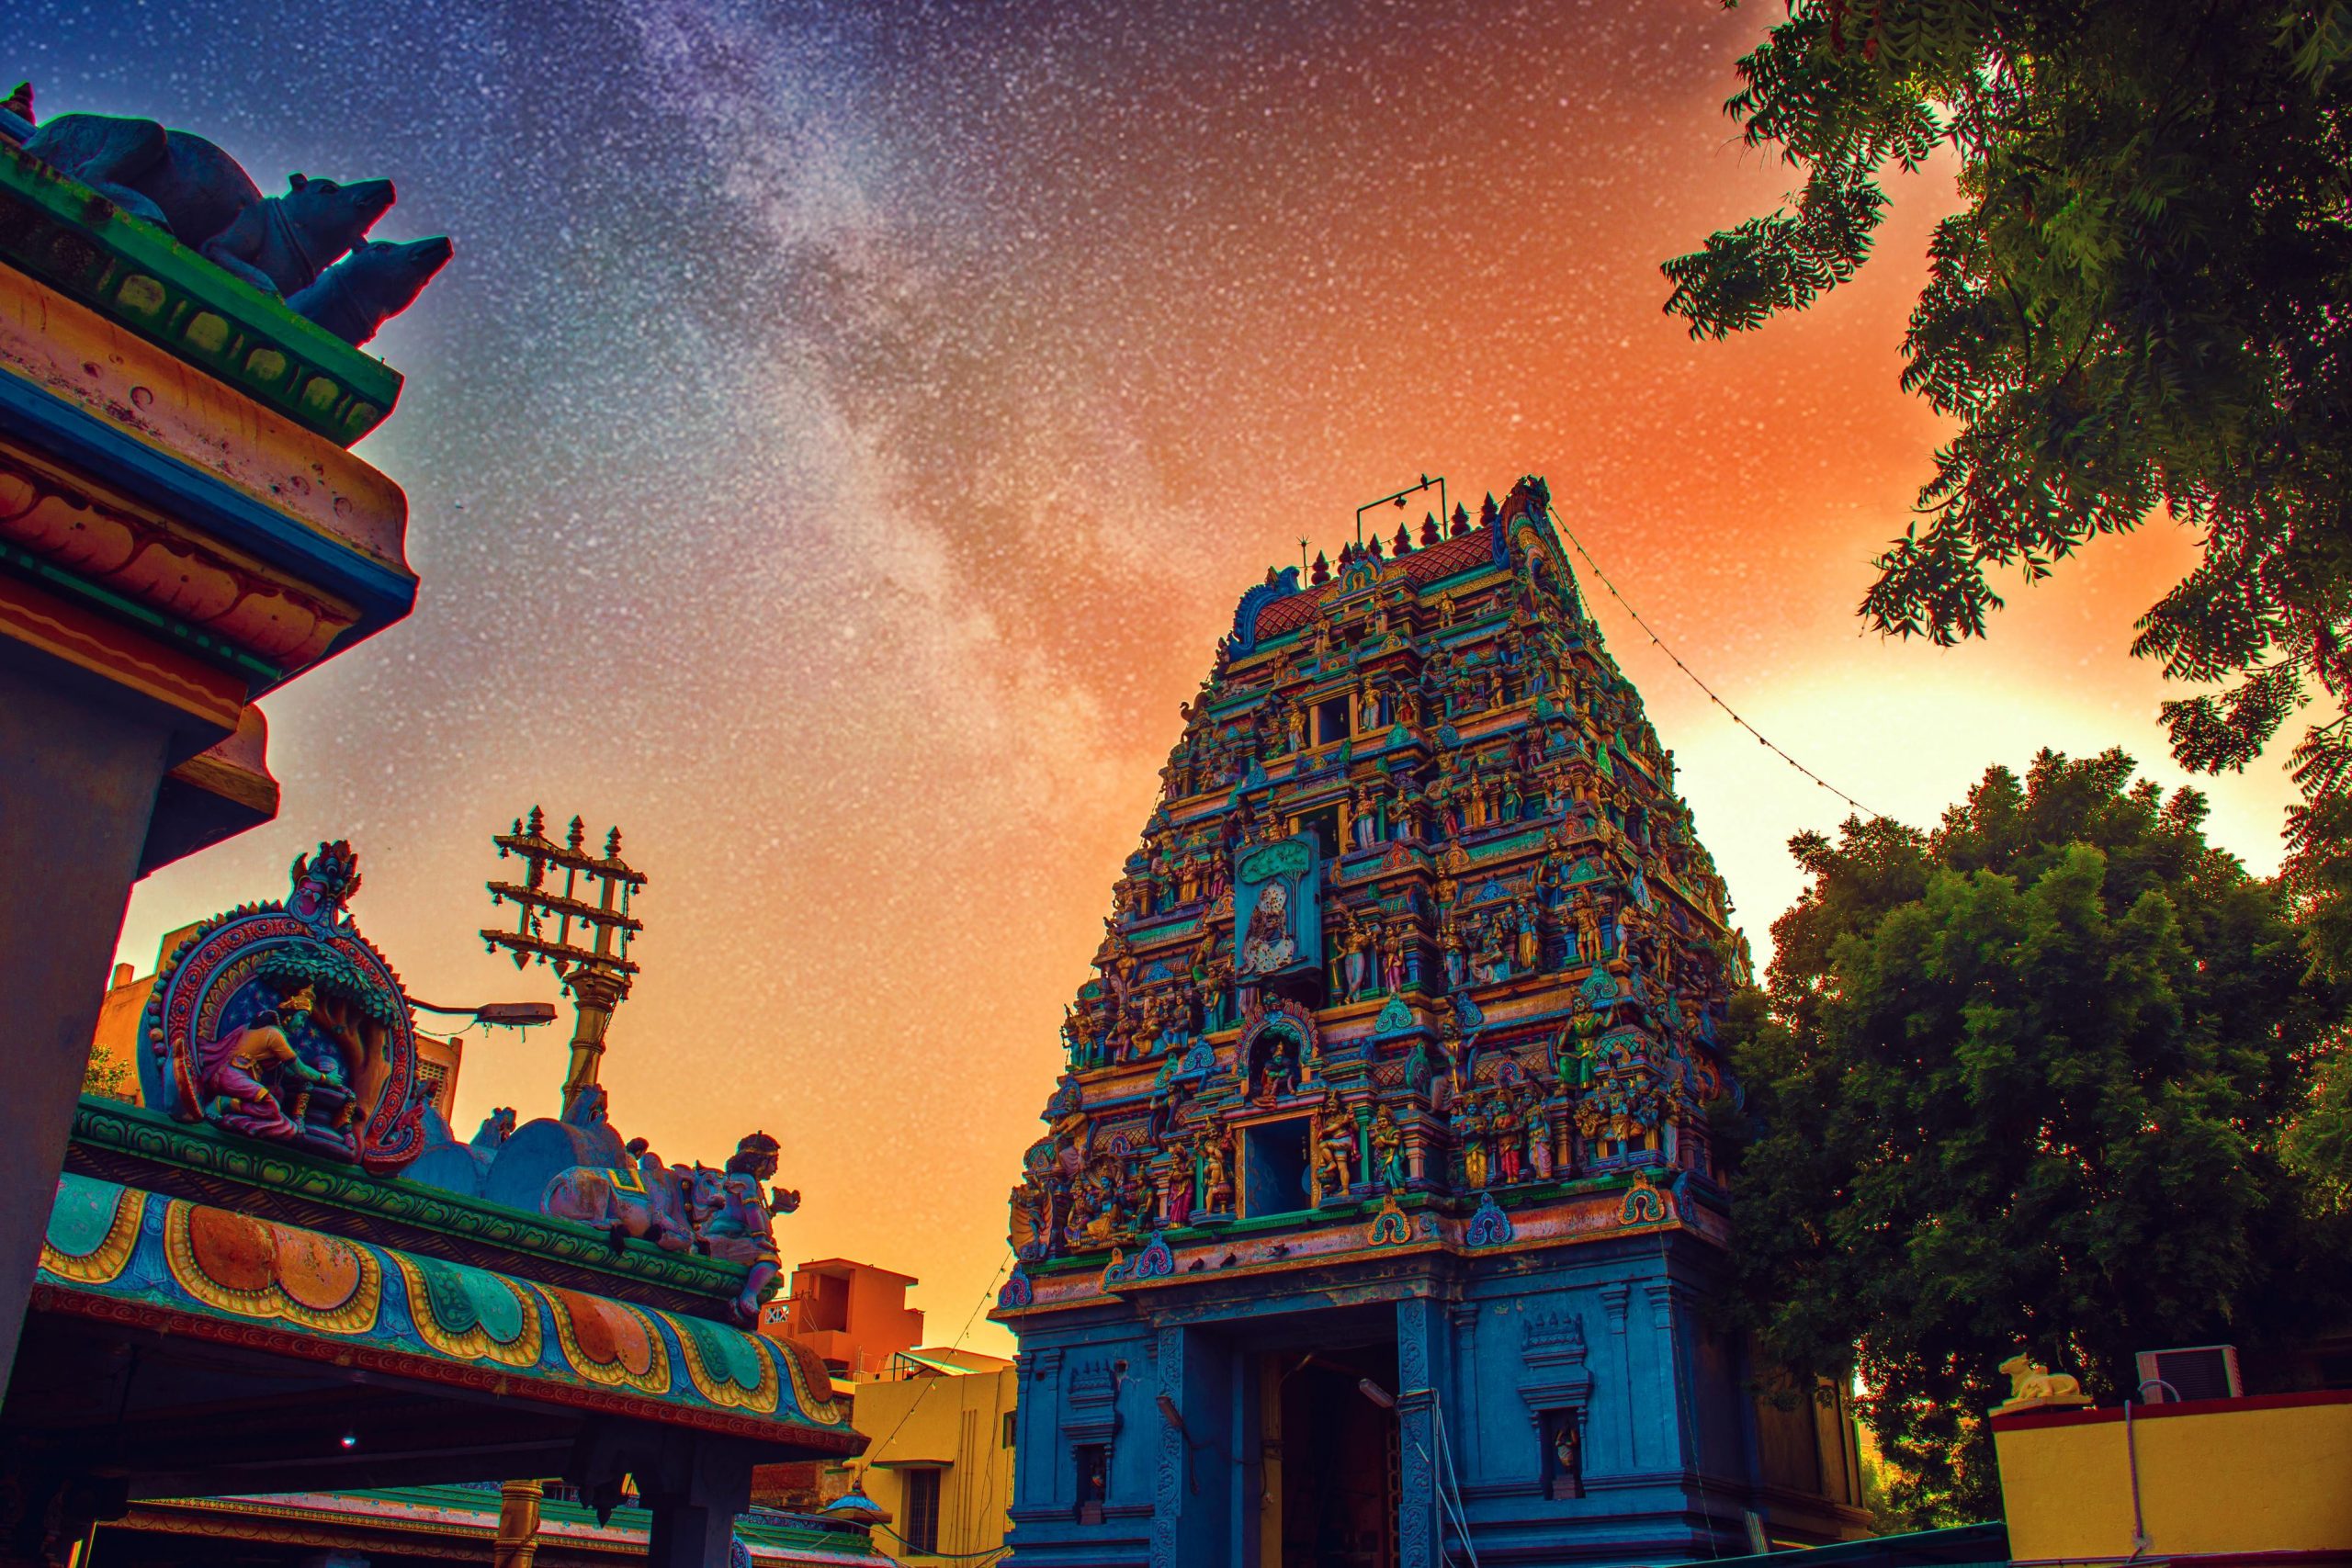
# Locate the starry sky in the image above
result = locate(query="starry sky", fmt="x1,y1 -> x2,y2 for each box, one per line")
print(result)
21,1 -> 2295,1354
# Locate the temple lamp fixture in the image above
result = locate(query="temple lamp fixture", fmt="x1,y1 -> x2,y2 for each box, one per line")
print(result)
1354,473 -> 1446,547
408,998 -> 559,1028
481,807 -> 646,1116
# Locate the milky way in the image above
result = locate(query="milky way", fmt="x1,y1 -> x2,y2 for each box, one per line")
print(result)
17,1 -> 2291,1347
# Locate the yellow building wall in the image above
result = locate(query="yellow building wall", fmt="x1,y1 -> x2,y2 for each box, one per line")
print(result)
853,1365 -> 1018,1563
1996,1393 -> 2352,1561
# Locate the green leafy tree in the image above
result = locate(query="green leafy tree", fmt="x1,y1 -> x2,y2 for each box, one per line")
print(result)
1722,750 -> 2352,1520
1662,2 -> 2352,971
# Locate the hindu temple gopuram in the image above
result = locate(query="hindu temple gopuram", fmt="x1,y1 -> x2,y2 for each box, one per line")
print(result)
993,478 -> 1870,1565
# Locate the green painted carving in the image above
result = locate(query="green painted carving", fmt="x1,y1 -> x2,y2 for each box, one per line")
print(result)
1238,839 -> 1311,884
45,1170 -> 127,1258
677,1311 -> 766,1392
69,1098 -> 752,1306
413,1252 -> 526,1344
0,141 -> 401,446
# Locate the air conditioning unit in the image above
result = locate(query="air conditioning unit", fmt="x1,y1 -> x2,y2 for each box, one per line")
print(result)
2135,1344 -> 2242,1403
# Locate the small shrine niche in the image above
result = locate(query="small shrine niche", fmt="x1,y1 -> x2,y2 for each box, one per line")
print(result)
141,841 -> 429,1174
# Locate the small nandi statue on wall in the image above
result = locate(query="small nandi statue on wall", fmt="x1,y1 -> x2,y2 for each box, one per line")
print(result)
1992,1352 -> 2094,1416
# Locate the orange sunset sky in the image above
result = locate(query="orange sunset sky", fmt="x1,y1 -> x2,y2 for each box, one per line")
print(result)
70,1 -> 2298,1355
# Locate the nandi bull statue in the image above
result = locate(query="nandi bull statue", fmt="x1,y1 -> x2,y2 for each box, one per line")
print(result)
1991,1351 -> 2094,1416
12,94 -> 448,338
537,1127 -> 797,1325
543,1135 -> 696,1254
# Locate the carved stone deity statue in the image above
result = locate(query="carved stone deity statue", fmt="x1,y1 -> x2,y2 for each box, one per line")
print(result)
1314,1093 -> 1357,1203
688,1132 -> 793,1324
1240,879 -> 1296,976
1340,908 -> 1373,1000
1372,1104 -> 1408,1190
194,984 -> 345,1145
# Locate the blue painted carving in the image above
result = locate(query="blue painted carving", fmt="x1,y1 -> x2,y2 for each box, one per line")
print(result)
1233,834 -> 1322,983
1464,1190 -> 1513,1248
1225,567 -> 1301,658
999,1269 -> 1034,1309
1128,1232 -> 1175,1281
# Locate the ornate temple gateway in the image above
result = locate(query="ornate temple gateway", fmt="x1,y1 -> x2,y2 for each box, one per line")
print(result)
993,479 -> 1867,1566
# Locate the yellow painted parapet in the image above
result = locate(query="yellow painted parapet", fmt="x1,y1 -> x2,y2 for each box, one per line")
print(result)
1993,1391 -> 2352,1562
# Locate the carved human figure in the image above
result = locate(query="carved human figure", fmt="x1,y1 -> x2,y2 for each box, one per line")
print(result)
691,1132 -> 790,1324
1494,1092 -> 1524,1185
194,984 -> 345,1144
1241,879 -> 1296,976
1339,909 -> 1374,1000
1204,1129 -> 1236,1212
1574,892 -> 1604,966
1380,921 -> 1408,996
1165,1156 -> 1194,1228
1472,918 -> 1508,985
1515,899 -> 1541,973
1461,1101 -> 1490,1190
1442,924 -> 1467,990
1261,1032 -> 1299,1100
1372,1104 -> 1408,1190
1314,1094 -> 1357,1202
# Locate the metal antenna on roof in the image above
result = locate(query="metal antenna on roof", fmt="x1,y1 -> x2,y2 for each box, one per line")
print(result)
1355,474 -> 1445,547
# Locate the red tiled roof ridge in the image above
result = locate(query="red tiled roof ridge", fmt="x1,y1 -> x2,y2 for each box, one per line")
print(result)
1251,528 -> 1496,641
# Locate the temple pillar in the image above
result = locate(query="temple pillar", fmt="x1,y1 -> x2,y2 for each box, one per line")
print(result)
1396,1295 -> 1453,1568
1151,1324 -> 1235,1568
0,658 -> 175,1403
492,1480 -> 544,1568
640,1451 -> 751,1568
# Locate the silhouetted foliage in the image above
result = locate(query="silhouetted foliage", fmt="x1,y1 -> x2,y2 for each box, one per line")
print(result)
1719,750 -> 2352,1520
1664,3 -> 2352,974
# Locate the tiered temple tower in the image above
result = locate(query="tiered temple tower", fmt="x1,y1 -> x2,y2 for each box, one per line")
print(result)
993,479 -> 1866,1566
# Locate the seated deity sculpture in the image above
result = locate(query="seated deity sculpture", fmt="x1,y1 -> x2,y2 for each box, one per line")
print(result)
194,985 -> 348,1147
1240,881 -> 1295,975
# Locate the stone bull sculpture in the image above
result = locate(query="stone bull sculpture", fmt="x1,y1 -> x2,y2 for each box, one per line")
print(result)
542,1157 -> 694,1253
23,112 -> 391,298
14,100 -> 447,340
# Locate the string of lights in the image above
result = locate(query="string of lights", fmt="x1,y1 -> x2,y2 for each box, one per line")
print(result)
1549,518 -> 1887,822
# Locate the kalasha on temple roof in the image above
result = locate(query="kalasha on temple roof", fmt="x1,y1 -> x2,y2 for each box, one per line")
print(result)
992,478 -> 1864,1567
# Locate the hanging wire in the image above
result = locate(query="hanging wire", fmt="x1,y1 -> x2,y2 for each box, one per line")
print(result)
1549,517 -> 1887,822
859,1249 -> 1015,1487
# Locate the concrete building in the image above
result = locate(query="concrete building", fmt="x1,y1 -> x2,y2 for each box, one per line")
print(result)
766,1260 -> 926,1379
849,1352 -> 1019,1564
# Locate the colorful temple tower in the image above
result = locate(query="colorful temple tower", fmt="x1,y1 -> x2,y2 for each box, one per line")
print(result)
992,479 -> 1867,1566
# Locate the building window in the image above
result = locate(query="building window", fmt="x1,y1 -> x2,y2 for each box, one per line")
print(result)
1241,1117 -> 1314,1216
1316,695 -> 1351,748
1002,1410 -> 1017,1449
902,1467 -> 942,1552
1295,805 -> 1341,860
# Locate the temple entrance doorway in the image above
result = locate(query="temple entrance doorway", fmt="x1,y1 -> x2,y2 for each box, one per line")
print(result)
1257,1340 -> 1399,1568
